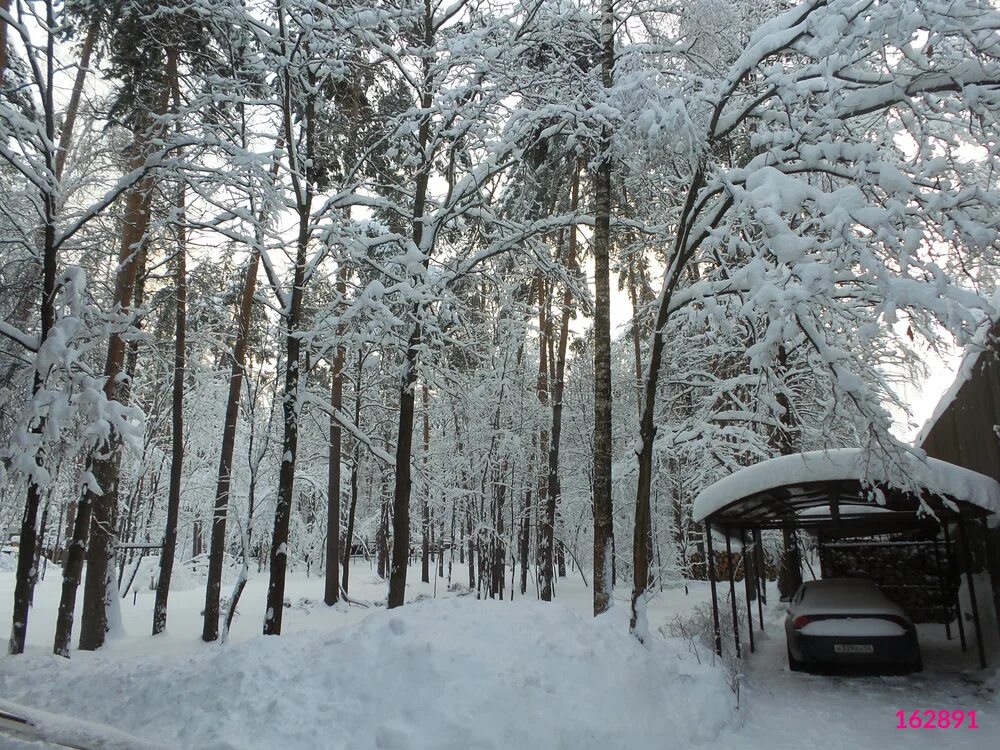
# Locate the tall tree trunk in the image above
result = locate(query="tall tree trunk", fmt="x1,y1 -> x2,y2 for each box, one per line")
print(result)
53,20 -> 99,181
593,1 -> 616,615
519,464 -> 533,595
544,168 -> 579,603
377,491 -> 390,580
202,138 -> 281,640
421,385 -> 431,584
152,79 -> 187,635
324,266 -> 348,606
0,0 -> 9,88
263,12 -> 316,633
262,206 -> 309,635
75,76 -> 169,652
536,275 -> 554,600
8,2 -> 57,654
387,0 -> 434,610
341,351 -> 363,594
773,344 -> 802,599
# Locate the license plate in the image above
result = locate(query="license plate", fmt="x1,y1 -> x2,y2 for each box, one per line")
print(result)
834,644 -> 874,654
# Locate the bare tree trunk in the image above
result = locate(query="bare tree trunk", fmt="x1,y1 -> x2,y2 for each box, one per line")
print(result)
8,4 -> 95,656
536,275 -> 554,600
773,344 -> 802,599
377,492 -> 390,580
262,207 -> 309,635
263,14 -> 317,633
387,1 -> 434,610
53,20 -> 99,181
152,108 -> 187,638
8,8 -> 57,652
544,168 -> 579,602
467,497 -> 475,589
76,80 -> 168,651
324,266 -> 348,606
341,352 -> 363,594
593,3 -> 616,612
519,466 -> 533,595
203,138 -> 281,640
421,385 -> 431,584
0,0 -> 9,88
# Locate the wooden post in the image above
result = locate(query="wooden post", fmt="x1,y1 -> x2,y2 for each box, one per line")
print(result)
956,515 -> 987,669
741,529 -> 755,653
706,527 -> 722,657
725,531 -> 742,660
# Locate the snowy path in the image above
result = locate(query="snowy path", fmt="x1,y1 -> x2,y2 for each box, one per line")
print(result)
719,607 -> 997,749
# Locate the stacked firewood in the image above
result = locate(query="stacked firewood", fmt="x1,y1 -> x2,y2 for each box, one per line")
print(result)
819,537 -> 958,624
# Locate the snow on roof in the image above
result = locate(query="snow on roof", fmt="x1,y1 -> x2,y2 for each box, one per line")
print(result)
915,320 -> 997,446
693,447 -> 1000,522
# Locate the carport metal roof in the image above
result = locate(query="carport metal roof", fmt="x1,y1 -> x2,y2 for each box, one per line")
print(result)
692,448 -> 1000,670
693,448 -> 1000,533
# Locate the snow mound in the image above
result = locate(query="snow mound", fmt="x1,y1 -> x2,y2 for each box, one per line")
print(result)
0,600 -> 735,750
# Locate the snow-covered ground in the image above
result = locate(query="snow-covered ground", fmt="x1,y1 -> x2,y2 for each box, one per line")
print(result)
0,560 -> 996,749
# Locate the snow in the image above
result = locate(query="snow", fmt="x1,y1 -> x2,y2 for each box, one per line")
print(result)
718,603 -> 997,750
2,564 -> 997,749
915,320 -> 996,446
792,579 -> 907,618
798,618 -> 906,638
0,563 -> 735,750
693,448 -> 1000,521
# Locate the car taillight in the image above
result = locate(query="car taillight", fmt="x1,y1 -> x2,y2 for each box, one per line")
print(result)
793,615 -> 812,629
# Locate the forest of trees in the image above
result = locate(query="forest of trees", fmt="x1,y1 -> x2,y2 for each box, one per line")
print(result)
2,0 -> 998,656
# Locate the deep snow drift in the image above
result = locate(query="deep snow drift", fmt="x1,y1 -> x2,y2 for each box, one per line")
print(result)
0,597 -> 734,750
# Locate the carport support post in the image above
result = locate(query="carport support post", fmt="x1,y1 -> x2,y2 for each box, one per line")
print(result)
932,536 -> 952,640
979,517 -> 1000,642
706,527 -> 722,657
944,523 -> 968,651
956,515 -> 987,669
725,532 -> 742,659
753,527 -> 766,608
740,529 -> 755,653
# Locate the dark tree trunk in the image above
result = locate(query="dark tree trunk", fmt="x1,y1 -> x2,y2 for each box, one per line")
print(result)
53,20 -> 99,181
152,53 -> 186,636
519,479 -> 533,595
0,0 -> 9,88
592,2 -> 616,616
377,492 -> 390,580
387,0 -> 434,610
263,17 -> 317,632
152,234 -> 187,634
324,267 -> 348,606
8,7 -> 57,653
201,248 -> 259,637
341,352 -> 363,594
203,138 -> 281,640
262,212 -> 309,635
467,497 -> 475,589
773,344 -> 802,599
77,94 -> 165,651
536,275 -> 553,600
544,168 -> 579,602
421,385 -> 431,584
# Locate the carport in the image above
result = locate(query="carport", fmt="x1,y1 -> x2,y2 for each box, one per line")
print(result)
692,448 -> 1000,669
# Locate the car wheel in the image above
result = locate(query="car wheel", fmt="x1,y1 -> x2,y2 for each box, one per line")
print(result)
787,645 -> 804,672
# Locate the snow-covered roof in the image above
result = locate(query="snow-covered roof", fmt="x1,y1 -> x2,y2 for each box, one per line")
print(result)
915,319 -> 998,446
693,447 -> 1000,523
